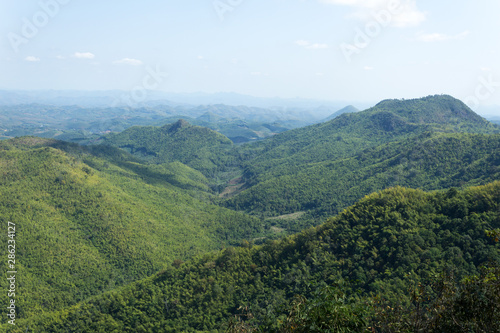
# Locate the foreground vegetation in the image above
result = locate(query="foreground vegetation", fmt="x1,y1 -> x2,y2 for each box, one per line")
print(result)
5,182 -> 499,332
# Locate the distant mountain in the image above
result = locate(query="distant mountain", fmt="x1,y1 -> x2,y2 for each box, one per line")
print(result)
321,105 -> 359,122
488,117 -> 500,125
188,104 -> 323,124
152,91 -> 351,109
12,182 -> 500,332
167,113 -> 291,143
196,111 -> 228,123
102,119 -> 234,175
0,90 -> 361,111
0,102 -> 320,144
0,104 -> 180,142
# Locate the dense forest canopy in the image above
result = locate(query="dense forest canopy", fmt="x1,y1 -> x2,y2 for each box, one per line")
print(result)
4,182 -> 499,332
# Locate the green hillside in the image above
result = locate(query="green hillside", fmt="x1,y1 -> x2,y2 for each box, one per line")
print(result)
236,95 -> 498,182
225,133 -> 500,232
370,95 -> 494,130
0,137 -> 264,321
8,182 -> 499,332
102,119 -> 234,176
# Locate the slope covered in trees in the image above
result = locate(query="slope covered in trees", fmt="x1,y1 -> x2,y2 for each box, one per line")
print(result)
370,95 -> 494,128
225,132 -> 500,231
6,182 -> 499,332
0,137 -> 264,321
102,119 -> 235,176
235,95 -> 498,183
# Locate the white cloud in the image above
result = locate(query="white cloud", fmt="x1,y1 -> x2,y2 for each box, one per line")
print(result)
73,52 -> 95,59
113,58 -> 143,66
391,1 -> 426,27
25,56 -> 40,62
295,40 -> 310,47
319,0 -> 426,28
56,55 -> 65,60
250,72 -> 270,76
295,40 -> 329,49
197,55 -> 204,60
416,30 -> 470,42
364,66 -> 374,70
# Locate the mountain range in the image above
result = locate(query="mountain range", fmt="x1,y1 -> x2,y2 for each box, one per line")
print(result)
0,94 -> 499,332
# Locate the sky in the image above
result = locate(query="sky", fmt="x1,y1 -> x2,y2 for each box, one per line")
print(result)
1,0 -> 500,114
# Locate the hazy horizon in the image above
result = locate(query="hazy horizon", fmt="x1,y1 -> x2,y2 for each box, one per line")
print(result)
1,1 -> 500,115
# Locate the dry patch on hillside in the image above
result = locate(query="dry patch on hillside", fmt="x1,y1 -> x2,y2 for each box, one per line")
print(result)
219,177 -> 246,198
267,211 -> 306,220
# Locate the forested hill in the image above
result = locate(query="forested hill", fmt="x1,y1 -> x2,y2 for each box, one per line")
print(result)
102,119 -> 234,176
237,95 -> 498,177
370,95 -> 494,130
0,137 -> 264,321
226,132 -> 500,224
8,182 -> 499,332
0,95 -> 499,331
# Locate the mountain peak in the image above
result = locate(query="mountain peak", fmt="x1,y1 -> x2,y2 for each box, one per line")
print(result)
164,119 -> 191,133
197,112 -> 226,123
371,95 -> 488,126
323,105 -> 359,122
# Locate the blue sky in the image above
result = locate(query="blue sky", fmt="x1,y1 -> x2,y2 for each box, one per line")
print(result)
1,0 -> 500,113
